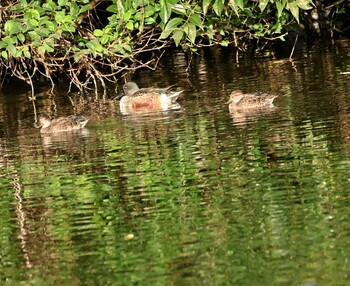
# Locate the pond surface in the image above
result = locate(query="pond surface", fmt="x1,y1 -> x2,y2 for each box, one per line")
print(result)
1,40 -> 350,285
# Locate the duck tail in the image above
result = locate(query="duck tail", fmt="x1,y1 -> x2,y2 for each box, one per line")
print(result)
270,95 -> 278,104
70,115 -> 89,128
170,90 -> 184,103
79,118 -> 89,128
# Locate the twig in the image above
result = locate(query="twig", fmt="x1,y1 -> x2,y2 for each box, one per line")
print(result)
289,35 -> 298,60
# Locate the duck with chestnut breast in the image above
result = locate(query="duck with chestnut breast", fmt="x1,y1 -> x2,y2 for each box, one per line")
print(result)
116,82 -> 183,112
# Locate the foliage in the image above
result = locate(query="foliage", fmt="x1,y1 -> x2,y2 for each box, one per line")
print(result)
0,0 -> 339,92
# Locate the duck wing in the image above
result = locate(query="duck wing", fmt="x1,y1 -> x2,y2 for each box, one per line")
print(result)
236,93 -> 277,108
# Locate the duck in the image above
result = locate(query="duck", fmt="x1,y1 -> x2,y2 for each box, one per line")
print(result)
34,114 -> 89,133
116,82 -> 183,113
227,90 -> 278,110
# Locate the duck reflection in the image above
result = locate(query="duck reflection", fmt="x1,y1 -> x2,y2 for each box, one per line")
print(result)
119,102 -> 182,116
39,128 -> 89,150
229,106 -> 278,126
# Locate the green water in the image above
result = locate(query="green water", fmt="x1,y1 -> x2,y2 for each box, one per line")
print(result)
1,41 -> 350,285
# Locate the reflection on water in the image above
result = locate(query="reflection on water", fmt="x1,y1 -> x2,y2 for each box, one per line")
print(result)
229,105 -> 279,126
1,40 -> 350,285
39,128 -> 90,149
119,102 -> 182,116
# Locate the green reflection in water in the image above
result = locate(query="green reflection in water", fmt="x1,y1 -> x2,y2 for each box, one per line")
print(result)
1,44 -> 350,285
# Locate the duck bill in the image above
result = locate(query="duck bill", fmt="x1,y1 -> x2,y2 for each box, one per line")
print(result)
226,98 -> 233,104
114,91 -> 125,100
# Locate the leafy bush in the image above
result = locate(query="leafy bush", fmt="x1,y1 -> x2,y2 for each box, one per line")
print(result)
0,0 -> 334,92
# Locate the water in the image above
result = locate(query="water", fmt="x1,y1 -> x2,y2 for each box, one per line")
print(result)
1,40 -> 350,285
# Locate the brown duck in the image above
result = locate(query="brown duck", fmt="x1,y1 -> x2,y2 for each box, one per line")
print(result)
34,114 -> 89,133
227,90 -> 278,110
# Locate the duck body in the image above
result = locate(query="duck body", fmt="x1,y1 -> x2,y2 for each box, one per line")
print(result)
35,114 -> 89,133
228,90 -> 278,110
118,82 -> 183,113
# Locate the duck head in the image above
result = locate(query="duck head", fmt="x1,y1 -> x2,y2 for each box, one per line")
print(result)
227,90 -> 244,104
34,115 -> 51,128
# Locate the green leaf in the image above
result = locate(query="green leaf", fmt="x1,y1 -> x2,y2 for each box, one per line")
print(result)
35,27 -> 50,37
29,19 -> 39,27
100,35 -> 110,45
172,30 -> 184,47
55,11 -> 65,24
159,17 -> 183,39
38,46 -> 46,55
1,51 -> 8,59
7,44 -> 17,57
28,31 -> 41,43
189,14 -> 202,28
0,41 -> 6,49
242,8 -> 253,17
51,32 -> 62,40
86,39 -> 104,53
123,44 -> 132,53
160,3 -> 172,24
287,1 -> 300,23
27,9 -> 40,19
213,0 -> 224,16
58,0 -> 68,6
42,21 -> 55,32
144,5 -> 156,17
94,29 -> 104,36
171,4 -> 187,15
2,36 -> 16,45
185,23 -> 196,44
126,21 -> 134,30
70,2 -> 79,17
220,40 -> 229,47
276,0 -> 286,18
165,17 -> 184,31
145,17 -> 156,25
43,1 -> 58,10
86,42 -> 95,50
106,4 -> 118,13
64,15 -> 73,23
95,44 -> 104,53
79,4 -> 91,14
235,0 -> 245,9
17,33 -> 25,43
4,20 -> 24,35
259,0 -> 269,12
136,21 -> 141,31
61,24 -> 75,33
165,0 -> 177,5
296,0 -> 313,10
202,0 -> 211,15
23,50 -> 31,59
228,0 -> 240,17
44,39 -> 55,53
124,10 -> 132,22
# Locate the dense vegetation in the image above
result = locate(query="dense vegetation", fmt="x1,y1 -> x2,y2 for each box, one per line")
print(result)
0,0 -> 349,92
